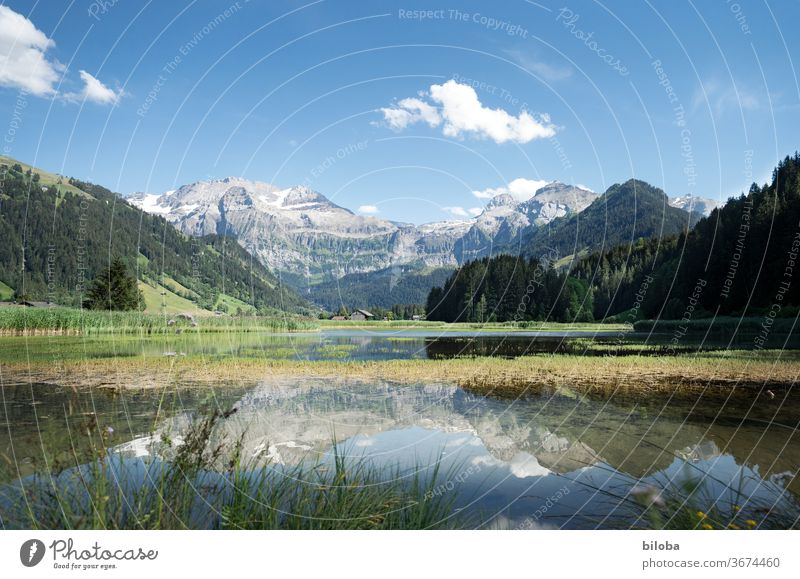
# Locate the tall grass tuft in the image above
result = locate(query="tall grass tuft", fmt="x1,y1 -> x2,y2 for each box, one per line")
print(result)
633,316 -> 797,336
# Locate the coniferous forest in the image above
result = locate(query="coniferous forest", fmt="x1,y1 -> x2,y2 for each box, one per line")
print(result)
0,162 -> 310,314
427,155 -> 800,324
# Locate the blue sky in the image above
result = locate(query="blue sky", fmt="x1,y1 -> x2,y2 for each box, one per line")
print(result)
1,0 -> 798,224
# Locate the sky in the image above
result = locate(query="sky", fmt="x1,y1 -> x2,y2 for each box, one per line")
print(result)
0,0 -> 798,224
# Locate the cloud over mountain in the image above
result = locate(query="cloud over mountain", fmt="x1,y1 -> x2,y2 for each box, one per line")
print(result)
473,178 -> 551,201
379,80 -> 556,144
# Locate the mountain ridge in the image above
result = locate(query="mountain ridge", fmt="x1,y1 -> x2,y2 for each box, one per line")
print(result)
129,177 -> 603,281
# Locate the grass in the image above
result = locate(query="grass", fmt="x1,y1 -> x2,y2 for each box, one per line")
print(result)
634,316 -> 798,335
0,306 -> 318,335
138,280 -> 208,316
0,280 -> 14,301
4,348 -> 797,397
3,405 -> 797,530
213,292 -> 256,315
0,154 -> 88,197
318,318 -> 630,332
0,409 -> 465,530
160,276 -> 199,300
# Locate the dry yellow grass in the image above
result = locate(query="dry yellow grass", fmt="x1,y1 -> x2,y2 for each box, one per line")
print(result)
3,351 -> 797,399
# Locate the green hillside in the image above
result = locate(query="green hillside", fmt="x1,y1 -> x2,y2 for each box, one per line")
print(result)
0,157 -> 311,315
573,154 -> 800,320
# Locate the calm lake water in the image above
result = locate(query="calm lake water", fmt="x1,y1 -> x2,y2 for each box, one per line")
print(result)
3,327 -> 796,364
1,329 -> 798,529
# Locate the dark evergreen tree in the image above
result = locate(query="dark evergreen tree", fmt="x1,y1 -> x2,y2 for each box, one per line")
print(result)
571,153 -> 800,321
84,257 -> 143,311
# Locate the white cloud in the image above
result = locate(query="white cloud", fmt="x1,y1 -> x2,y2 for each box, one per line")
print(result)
379,80 -> 556,144
0,6 -> 62,96
472,178 -> 550,202
379,96 -> 441,130
431,80 -> 556,143
69,70 -> 122,105
357,204 -> 379,214
0,7 -> 120,105
468,207 -> 483,217
472,187 -> 506,200
508,178 -> 549,200
442,206 -> 469,217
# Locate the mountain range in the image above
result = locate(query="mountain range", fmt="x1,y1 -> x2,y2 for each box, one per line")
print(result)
129,176 -> 707,310
0,153 -> 714,314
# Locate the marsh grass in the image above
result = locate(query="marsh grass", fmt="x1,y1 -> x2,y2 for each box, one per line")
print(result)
9,350 -> 793,398
319,319 -> 629,332
0,409 -> 466,530
0,307 -> 318,335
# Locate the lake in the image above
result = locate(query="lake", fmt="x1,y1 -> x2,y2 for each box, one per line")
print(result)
1,329 -> 798,529
2,326 -> 795,365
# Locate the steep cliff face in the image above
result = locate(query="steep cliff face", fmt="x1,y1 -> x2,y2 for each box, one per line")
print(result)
131,177 -> 473,283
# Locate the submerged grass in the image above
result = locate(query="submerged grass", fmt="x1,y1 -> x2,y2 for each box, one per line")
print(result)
4,407 -> 797,530
0,307 -> 318,335
592,465 -> 800,530
0,409 -> 466,530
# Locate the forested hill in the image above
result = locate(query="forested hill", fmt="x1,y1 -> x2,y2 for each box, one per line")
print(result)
427,155 -> 800,324
426,255 -> 593,323
519,179 -> 699,264
574,154 -> 800,320
306,263 -> 453,312
0,157 -> 311,314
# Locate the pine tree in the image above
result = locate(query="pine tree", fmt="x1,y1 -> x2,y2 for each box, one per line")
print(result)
83,257 -> 143,311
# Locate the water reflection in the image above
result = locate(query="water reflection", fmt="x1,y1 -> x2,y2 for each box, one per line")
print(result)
4,377 -> 794,528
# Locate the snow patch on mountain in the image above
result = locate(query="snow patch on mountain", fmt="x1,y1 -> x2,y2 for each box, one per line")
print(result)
127,192 -> 171,215
669,194 -> 717,217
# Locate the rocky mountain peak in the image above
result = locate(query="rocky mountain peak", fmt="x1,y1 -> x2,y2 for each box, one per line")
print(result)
669,194 -> 718,217
129,175 -> 606,284
485,192 -> 519,209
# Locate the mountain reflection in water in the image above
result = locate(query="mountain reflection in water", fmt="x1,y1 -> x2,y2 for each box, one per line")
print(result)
3,377 -> 791,528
